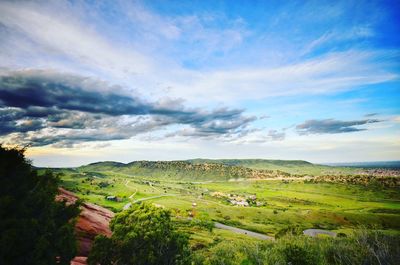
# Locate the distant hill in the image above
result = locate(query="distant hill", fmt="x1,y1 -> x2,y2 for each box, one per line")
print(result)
43,158 -> 399,188
187,159 -> 338,175
72,158 -> 356,181
78,160 -> 281,181
189,158 -> 312,167
326,161 -> 400,169
80,161 -> 126,171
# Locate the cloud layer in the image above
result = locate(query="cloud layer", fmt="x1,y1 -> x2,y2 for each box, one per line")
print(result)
296,119 -> 381,135
0,69 -> 255,146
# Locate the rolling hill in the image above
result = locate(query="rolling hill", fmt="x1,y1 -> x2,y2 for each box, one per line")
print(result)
187,158 -> 331,174
69,158 -> 359,181
78,160 -> 280,181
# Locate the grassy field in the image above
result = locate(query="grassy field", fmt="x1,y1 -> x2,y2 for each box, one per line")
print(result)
47,162 -> 400,264
52,166 -> 400,241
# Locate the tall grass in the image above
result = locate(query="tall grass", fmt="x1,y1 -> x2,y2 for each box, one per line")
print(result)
192,230 -> 400,265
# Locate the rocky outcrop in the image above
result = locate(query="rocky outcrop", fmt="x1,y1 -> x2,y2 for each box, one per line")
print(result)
56,188 -> 114,264
71,257 -> 87,265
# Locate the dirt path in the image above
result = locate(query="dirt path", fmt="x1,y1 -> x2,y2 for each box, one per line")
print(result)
124,180 -> 138,199
132,194 -> 177,203
123,194 -> 178,210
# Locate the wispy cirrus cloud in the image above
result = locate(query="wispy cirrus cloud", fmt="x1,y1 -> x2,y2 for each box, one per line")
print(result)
296,118 -> 382,135
167,50 -> 399,103
301,25 -> 375,56
0,0 -> 152,79
0,0 -> 398,106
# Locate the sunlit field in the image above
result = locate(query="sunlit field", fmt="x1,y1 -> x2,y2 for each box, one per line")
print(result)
55,168 -> 400,241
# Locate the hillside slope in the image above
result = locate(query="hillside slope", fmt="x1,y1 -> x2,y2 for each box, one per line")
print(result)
78,160 -> 283,181
50,158 -> 375,181
187,158 -> 341,175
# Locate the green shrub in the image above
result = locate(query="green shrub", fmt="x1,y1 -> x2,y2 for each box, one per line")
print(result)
88,203 -> 190,265
190,216 -> 214,232
191,230 -> 400,265
280,243 -> 316,265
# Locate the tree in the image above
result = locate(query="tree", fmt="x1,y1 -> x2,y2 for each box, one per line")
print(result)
0,145 -> 80,265
88,203 -> 190,265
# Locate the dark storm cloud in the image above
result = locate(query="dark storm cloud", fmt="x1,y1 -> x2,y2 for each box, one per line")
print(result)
296,118 -> 381,135
163,108 -> 256,138
0,119 -> 44,136
0,108 -> 46,135
0,70 -> 150,115
0,69 -> 256,146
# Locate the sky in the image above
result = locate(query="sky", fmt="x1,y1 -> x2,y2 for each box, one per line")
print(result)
0,0 -> 399,167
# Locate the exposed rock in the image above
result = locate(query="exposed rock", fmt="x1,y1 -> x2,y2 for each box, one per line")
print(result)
71,257 -> 87,265
56,188 -> 115,264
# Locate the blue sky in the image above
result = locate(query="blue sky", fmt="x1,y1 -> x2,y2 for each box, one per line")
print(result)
0,0 -> 399,166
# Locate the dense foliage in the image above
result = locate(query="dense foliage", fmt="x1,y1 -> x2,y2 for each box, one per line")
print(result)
0,145 -> 80,265
88,203 -> 190,265
192,231 -> 400,265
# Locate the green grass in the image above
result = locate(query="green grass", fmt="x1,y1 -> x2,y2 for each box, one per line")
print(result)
39,161 -> 400,263
191,231 -> 400,265
54,168 -> 400,239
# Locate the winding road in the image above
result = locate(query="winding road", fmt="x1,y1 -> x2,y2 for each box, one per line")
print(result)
214,222 -> 274,240
303,229 -> 337,237
123,194 -> 177,210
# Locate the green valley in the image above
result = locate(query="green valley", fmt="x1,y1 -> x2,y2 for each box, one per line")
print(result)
47,159 -> 400,242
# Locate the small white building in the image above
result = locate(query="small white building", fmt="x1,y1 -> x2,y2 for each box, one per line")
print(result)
230,199 -> 249,207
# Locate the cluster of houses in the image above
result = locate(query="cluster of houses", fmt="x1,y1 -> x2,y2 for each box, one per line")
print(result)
211,192 -> 264,207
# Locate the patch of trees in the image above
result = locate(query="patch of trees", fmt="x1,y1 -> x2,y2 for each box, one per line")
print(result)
123,161 -> 280,180
0,146 -> 80,265
88,203 -> 190,265
308,174 -> 400,187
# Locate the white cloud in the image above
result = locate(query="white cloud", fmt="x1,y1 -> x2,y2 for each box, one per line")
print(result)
25,132 -> 400,167
0,1 -> 397,106
301,26 -> 375,55
0,1 -> 152,78
163,50 -> 398,103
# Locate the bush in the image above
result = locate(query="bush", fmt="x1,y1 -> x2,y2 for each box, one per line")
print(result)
88,203 -> 190,265
190,214 -> 214,232
192,240 -> 266,265
275,225 -> 303,239
280,243 -> 316,265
